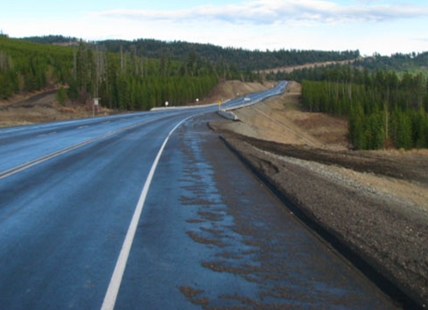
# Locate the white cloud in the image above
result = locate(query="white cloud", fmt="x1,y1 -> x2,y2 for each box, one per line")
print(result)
4,0 -> 426,55
93,0 -> 428,26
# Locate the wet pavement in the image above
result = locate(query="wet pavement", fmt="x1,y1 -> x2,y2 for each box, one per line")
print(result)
115,113 -> 398,309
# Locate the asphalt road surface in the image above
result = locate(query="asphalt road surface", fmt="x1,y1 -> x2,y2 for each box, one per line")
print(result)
0,82 -> 398,309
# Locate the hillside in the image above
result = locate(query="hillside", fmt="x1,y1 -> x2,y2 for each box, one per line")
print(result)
0,36 -> 218,110
22,36 -> 360,71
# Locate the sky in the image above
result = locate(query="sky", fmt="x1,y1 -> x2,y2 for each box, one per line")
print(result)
1,0 -> 428,56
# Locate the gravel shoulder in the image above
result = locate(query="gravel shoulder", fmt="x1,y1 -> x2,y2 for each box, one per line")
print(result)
210,82 -> 428,308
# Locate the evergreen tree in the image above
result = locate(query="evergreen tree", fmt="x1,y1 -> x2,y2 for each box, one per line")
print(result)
391,111 -> 413,149
56,86 -> 68,105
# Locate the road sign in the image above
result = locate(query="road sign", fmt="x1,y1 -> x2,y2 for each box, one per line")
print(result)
93,98 -> 100,117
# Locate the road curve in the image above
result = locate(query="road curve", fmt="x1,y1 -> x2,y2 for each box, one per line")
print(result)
0,82 -> 398,309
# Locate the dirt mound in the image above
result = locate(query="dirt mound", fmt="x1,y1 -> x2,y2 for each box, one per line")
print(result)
211,81 -> 349,150
197,80 -> 275,105
0,96 -> 112,127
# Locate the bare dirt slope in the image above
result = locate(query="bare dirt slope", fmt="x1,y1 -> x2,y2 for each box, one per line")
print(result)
210,82 -> 428,308
214,82 -> 348,149
196,80 -> 276,105
0,88 -> 112,128
258,59 -> 358,75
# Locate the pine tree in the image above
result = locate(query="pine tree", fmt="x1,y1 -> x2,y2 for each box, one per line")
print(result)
56,87 -> 68,105
391,111 -> 413,149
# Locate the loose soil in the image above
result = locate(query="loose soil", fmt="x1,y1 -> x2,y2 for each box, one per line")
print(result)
257,59 -> 358,75
195,80 -> 277,105
210,81 -> 428,308
0,88 -> 115,127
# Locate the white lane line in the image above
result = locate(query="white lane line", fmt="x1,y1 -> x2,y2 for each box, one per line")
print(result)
0,116 -> 169,181
0,139 -> 99,181
101,115 -> 193,310
37,131 -> 57,138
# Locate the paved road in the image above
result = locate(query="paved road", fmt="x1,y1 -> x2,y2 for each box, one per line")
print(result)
0,82 -> 397,309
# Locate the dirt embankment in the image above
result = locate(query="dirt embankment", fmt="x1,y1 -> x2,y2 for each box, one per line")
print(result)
210,81 -> 428,308
0,88 -> 114,128
196,80 -> 276,105
258,59 -> 359,75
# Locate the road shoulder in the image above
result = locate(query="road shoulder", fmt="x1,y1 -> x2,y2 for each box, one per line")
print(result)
209,83 -> 428,307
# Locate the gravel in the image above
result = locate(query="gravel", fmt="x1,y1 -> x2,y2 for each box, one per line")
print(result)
219,134 -> 428,309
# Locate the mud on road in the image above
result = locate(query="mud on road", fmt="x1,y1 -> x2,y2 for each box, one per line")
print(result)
210,83 -> 428,308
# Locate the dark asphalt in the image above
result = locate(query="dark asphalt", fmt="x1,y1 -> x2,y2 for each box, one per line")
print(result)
0,82 -> 398,309
113,114 -> 397,309
0,112 -> 199,309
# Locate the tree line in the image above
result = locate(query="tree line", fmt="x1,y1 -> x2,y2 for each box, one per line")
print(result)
85,39 -> 360,72
22,36 -> 360,71
0,36 -> 72,99
267,52 -> 428,83
2,35 -> 360,110
353,52 -> 428,73
301,66 -> 428,150
67,41 -> 218,110
0,37 -> 218,109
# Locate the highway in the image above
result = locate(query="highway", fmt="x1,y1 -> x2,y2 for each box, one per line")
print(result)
0,82 -> 397,309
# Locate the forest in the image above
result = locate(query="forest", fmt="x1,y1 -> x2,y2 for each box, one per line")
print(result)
268,51 -> 428,82
0,36 -> 219,110
0,36 -> 72,99
97,39 -> 359,71
22,35 -> 360,71
1,35 -> 359,111
300,66 -> 428,150
265,51 -> 428,150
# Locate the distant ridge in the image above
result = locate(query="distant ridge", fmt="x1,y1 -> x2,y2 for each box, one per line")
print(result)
20,35 -> 360,71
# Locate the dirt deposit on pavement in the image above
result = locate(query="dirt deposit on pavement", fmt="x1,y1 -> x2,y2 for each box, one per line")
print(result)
210,81 -> 428,308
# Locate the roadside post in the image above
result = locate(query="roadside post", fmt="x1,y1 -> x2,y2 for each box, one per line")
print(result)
93,98 -> 100,117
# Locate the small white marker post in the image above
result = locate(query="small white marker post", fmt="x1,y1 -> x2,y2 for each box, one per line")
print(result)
93,98 -> 100,117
